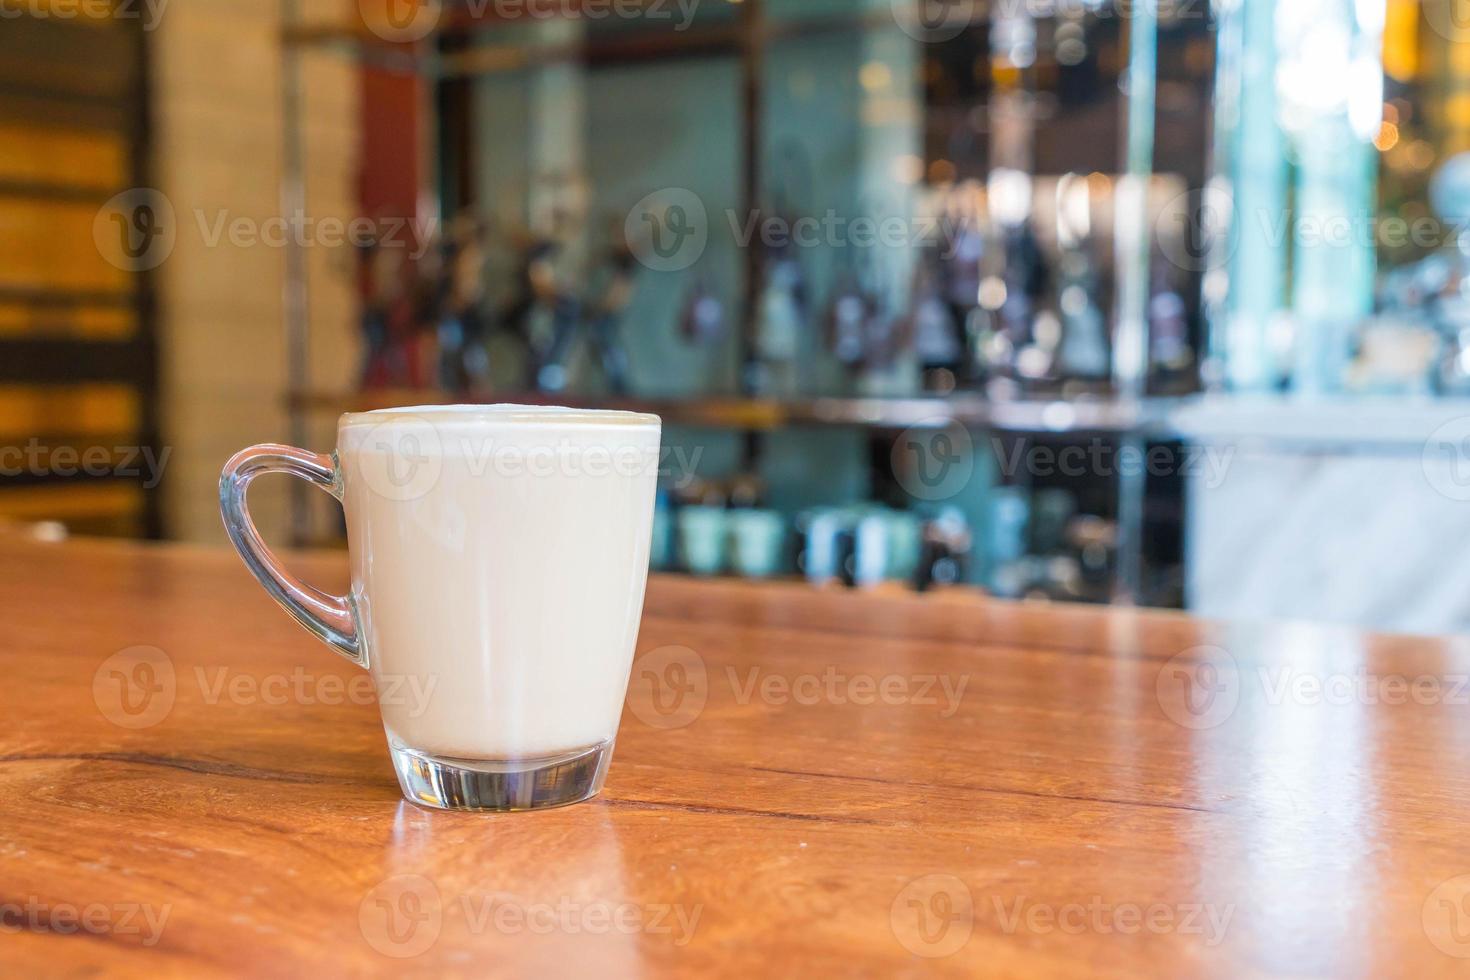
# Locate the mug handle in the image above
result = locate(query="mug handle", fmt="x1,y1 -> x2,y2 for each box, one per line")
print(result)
219,444 -> 366,668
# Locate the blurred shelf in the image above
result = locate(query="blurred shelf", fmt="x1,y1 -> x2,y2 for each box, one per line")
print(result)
0,338 -> 152,384
0,178 -> 119,205
1170,395 -> 1470,452
290,389 -> 1176,436
650,572 -> 996,602
282,8 -> 898,78
0,287 -> 136,310
0,14 -> 159,538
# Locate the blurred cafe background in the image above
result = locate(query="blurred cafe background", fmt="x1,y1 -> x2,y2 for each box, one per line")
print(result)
5,0 -> 1470,634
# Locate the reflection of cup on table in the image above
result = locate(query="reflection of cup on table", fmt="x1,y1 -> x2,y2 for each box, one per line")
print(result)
728,509 -> 786,579
677,506 -> 728,576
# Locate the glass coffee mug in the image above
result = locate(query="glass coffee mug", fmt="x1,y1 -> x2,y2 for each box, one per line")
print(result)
219,405 -> 661,811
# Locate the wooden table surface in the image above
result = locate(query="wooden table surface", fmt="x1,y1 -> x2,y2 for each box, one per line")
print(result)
5,534 -> 1470,977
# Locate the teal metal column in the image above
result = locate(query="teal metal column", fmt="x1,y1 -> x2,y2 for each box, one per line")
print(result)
1111,1 -> 1158,605
1223,0 -> 1287,391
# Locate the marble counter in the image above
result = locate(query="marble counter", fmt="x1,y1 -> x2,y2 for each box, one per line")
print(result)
1172,396 -> 1470,635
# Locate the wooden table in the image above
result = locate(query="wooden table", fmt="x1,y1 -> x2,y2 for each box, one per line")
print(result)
4,535 -> 1470,977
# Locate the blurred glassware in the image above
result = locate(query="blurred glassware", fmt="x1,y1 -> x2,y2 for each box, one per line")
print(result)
851,511 -> 891,589
755,258 -> 805,396
436,214 -> 493,394
986,488 -> 1030,574
728,509 -> 787,580
797,508 -> 848,585
1031,488 -> 1077,556
881,509 -> 924,584
1068,514 -> 1117,586
579,223 -> 639,394
917,507 -> 972,593
677,506 -> 729,577
910,246 -> 964,388
825,269 -> 871,371
679,277 -> 725,345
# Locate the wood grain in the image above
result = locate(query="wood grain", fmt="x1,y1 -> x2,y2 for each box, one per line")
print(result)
3,533 -> 1470,977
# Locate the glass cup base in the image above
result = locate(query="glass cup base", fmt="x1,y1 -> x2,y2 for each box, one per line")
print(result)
388,737 -> 614,812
